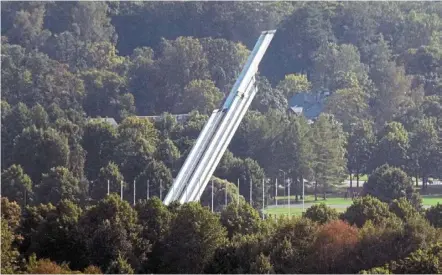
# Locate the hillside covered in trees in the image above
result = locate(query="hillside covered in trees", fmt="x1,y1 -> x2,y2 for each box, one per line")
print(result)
1,1 -> 442,274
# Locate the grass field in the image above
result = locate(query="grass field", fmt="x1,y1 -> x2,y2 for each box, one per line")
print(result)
264,195 -> 442,216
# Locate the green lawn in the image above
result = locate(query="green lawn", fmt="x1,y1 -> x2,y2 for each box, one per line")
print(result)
265,195 -> 442,217
347,174 -> 368,181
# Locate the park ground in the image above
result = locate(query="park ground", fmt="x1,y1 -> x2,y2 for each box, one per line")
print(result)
264,183 -> 442,217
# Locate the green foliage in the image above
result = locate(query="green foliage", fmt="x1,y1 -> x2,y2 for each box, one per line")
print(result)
276,73 -> 312,97
35,167 -> 84,205
24,200 -> 83,269
105,254 -> 134,274
342,196 -> 397,227
205,233 -> 273,274
78,194 -> 140,271
359,266 -> 392,274
303,203 -> 339,224
25,254 -> 76,274
1,164 -> 33,206
13,126 -> 70,183
82,121 -> 117,180
2,2 -> 442,273
389,243 -> 442,274
220,202 -> 264,238
346,119 -> 376,181
154,202 -> 227,273
389,197 -> 420,221
1,214 -> 20,273
178,79 -> 223,114
372,122 -> 410,169
90,161 -> 125,201
363,164 -> 417,204
311,114 -> 347,199
426,203 -> 442,228
269,217 -> 319,273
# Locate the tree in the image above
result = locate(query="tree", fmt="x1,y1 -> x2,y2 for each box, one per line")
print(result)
1,164 -> 33,206
82,121 -> 117,180
205,233 -> 273,274
78,194 -> 141,272
105,254 -> 134,274
154,138 -> 180,173
342,196 -> 397,227
303,203 -> 339,224
1,102 -> 32,170
269,217 -> 319,274
324,74 -> 370,131
152,36 -> 210,112
311,42 -> 370,92
200,37 -> 249,92
272,115 -> 314,201
5,4 -> 50,50
153,203 -> 227,273
24,200 -> 84,270
131,159 -> 172,201
220,202 -> 264,238
346,119 -> 376,188
251,76 -> 289,114
90,162 -> 125,201
371,122 -> 410,170
30,104 -> 49,129
363,164 -> 418,205
389,198 -> 420,222
35,167 -> 84,205
81,69 -> 130,120
370,62 -> 422,127
13,126 -> 70,183
262,3 -> 336,82
70,2 -> 116,43
1,219 -> 20,274
276,73 -> 312,98
199,177 -> 242,212
389,243 -> 442,274
310,220 -> 359,273
408,117 -> 440,188
1,44 -> 85,111
426,203 -> 442,228
177,79 -> 223,114
25,255 -> 75,274
1,198 -> 22,230
117,116 -> 159,151
1,199 -> 21,274
310,114 -> 347,200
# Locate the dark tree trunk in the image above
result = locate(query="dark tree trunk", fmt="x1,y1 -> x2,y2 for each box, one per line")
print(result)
356,173 -> 360,188
415,174 -> 419,187
349,173 -> 353,192
295,179 -> 299,202
314,181 -> 318,201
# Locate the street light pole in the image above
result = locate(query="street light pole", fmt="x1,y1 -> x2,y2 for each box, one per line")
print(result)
279,170 -> 287,213
288,178 -> 291,216
275,178 -> 278,206
302,177 -> 305,212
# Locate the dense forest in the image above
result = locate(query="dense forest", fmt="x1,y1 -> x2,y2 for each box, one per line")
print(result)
1,1 -> 442,274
